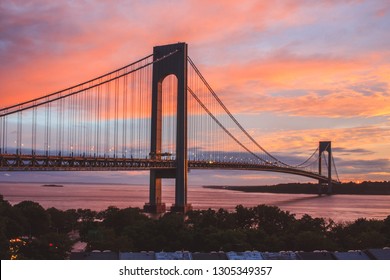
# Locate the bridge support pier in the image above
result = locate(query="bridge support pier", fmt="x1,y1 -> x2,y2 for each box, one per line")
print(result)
318,141 -> 332,195
143,172 -> 166,214
143,43 -> 192,214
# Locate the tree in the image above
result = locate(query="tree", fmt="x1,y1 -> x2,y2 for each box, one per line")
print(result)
382,215 -> 390,245
76,208 -> 97,222
293,230 -> 336,251
234,205 -> 255,229
47,207 -> 77,234
14,201 -> 50,237
18,232 -> 74,260
100,206 -> 148,234
296,214 -> 328,233
186,208 -> 218,229
252,205 -> 296,234
0,196 -> 25,238
0,219 -> 10,259
330,218 -> 387,250
152,213 -> 187,251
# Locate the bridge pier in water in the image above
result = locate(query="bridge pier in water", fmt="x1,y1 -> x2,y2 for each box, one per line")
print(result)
318,141 -> 332,195
143,43 -> 192,214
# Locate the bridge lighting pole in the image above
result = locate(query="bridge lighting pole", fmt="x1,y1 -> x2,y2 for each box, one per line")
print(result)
318,141 -> 332,195
144,43 -> 192,214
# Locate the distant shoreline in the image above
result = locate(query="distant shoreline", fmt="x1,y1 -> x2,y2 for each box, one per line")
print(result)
203,181 -> 390,195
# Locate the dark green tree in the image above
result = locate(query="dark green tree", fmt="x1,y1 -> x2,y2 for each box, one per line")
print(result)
100,206 -> 148,234
0,218 -> 10,259
14,201 -> 50,237
234,205 -> 255,229
18,232 -> 74,260
252,205 -> 296,234
47,207 -> 78,234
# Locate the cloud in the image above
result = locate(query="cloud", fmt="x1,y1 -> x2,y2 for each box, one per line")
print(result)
334,158 -> 390,182
1,0 -> 384,104
198,51 -> 390,118
2,0 -> 389,112
246,123 -> 390,156
337,158 -> 390,171
332,147 -> 375,155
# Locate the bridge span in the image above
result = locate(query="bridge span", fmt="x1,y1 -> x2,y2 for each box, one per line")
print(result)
0,42 -> 340,213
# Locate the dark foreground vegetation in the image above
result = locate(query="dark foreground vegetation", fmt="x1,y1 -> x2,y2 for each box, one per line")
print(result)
205,181 -> 390,195
0,194 -> 389,259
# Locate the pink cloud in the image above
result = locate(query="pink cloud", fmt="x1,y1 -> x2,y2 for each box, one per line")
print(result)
196,51 -> 390,118
0,0 -> 340,106
253,124 -> 390,160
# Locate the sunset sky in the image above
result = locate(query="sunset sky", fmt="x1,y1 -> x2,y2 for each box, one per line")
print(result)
1,0 -> 389,185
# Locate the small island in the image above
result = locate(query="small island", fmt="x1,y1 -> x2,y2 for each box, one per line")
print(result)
42,184 -> 64,188
204,181 -> 390,195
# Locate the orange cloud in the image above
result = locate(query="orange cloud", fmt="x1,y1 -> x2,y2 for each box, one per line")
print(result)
252,124 -> 390,160
0,0 -> 340,107
197,51 -> 390,118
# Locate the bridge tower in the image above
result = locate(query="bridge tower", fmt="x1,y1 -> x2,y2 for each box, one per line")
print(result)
318,141 -> 332,195
144,43 -> 192,213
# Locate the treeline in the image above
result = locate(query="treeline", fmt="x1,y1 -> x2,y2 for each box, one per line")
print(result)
205,181 -> 390,195
79,206 -> 390,253
0,195 -> 77,259
0,194 -> 389,259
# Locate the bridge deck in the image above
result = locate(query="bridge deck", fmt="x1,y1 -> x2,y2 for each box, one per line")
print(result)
0,154 -> 337,183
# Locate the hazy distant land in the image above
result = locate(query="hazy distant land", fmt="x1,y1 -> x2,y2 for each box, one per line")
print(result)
204,181 -> 390,195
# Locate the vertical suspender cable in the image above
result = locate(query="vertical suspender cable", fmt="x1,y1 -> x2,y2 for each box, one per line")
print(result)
17,110 -> 22,154
138,64 -> 142,158
105,80 -> 110,157
123,69 -> 128,158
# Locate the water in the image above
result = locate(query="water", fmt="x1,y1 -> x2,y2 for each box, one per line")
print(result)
0,183 -> 389,222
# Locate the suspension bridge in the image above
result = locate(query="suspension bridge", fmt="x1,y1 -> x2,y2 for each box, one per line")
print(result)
0,43 -> 340,213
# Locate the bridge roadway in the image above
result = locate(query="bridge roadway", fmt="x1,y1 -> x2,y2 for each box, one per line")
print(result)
0,153 -> 337,184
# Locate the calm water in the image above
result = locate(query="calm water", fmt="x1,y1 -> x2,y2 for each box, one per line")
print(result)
0,183 -> 389,221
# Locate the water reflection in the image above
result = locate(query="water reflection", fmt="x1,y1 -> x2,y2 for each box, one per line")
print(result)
0,183 -> 389,221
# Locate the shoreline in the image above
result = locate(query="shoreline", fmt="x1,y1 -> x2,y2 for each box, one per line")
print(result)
203,182 -> 390,195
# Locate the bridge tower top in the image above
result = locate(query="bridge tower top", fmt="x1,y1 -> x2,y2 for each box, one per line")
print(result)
319,141 -> 331,154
